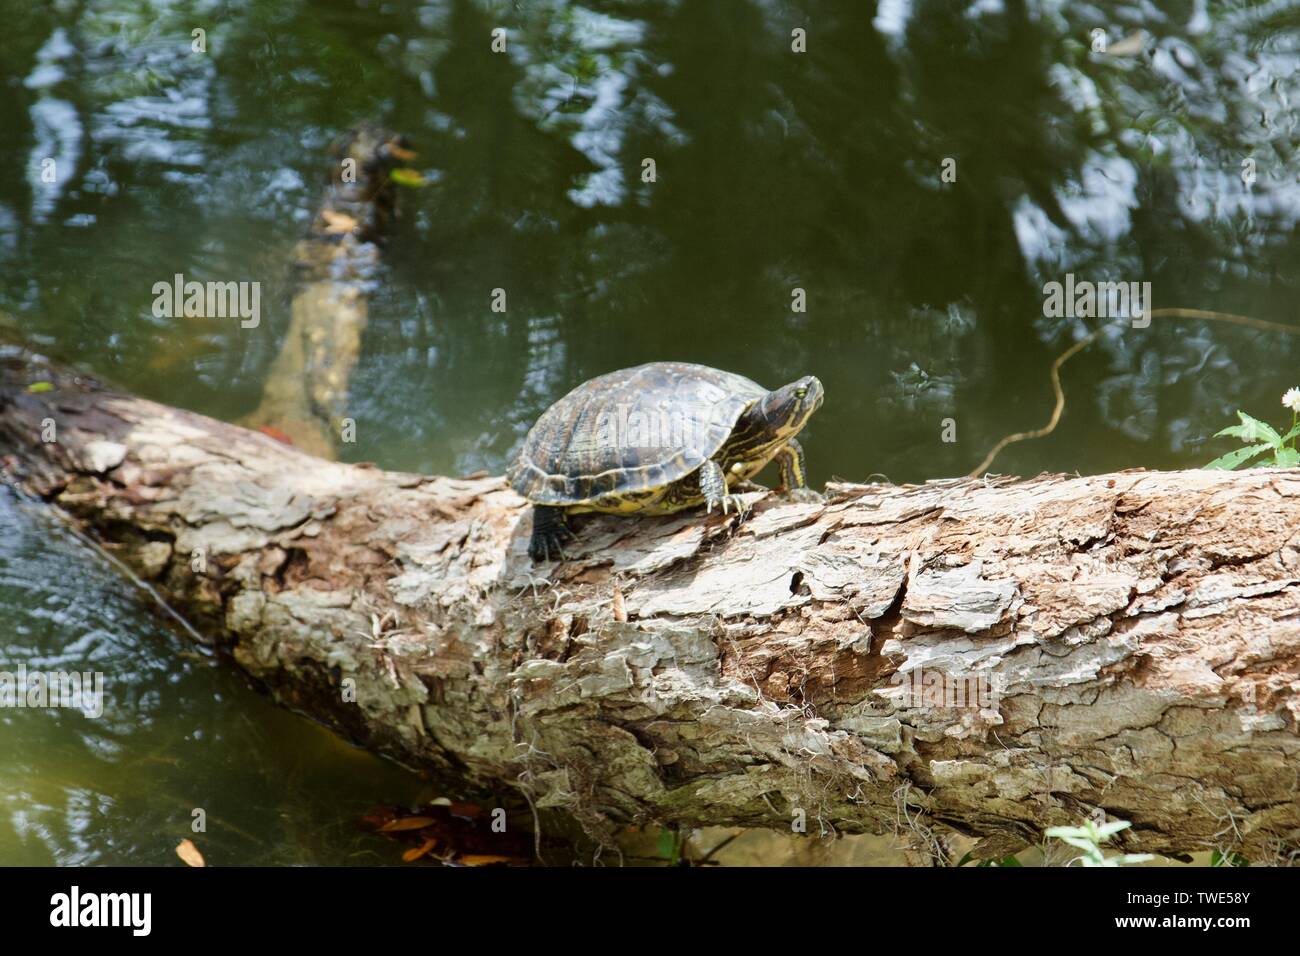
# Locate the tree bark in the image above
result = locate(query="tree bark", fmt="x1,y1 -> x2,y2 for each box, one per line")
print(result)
2,341 -> 1298,861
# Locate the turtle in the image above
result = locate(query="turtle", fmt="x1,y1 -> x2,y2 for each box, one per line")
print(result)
508,361 -> 825,561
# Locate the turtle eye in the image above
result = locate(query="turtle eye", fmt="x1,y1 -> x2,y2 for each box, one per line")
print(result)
794,386 -> 808,399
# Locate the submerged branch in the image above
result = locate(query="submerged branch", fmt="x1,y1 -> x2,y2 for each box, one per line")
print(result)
242,125 -> 417,458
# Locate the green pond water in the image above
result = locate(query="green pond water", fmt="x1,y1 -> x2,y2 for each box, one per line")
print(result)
0,0 -> 1297,864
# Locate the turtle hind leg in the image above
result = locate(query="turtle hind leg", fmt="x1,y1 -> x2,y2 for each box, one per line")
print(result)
700,459 -> 749,517
529,505 -> 574,562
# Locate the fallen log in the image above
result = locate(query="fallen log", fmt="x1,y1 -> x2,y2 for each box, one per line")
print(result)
2,340 -> 1298,861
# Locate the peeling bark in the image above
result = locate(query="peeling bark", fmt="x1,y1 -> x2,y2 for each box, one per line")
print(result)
2,342 -> 1298,860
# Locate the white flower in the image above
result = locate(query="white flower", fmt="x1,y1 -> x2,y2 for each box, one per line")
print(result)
1284,388 -> 1300,413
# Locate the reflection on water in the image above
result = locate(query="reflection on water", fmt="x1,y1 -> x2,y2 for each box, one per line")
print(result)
0,0 -> 1297,863
0,489 -> 427,864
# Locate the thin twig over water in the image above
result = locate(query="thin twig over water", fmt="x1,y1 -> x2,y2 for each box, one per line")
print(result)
968,308 -> 1300,478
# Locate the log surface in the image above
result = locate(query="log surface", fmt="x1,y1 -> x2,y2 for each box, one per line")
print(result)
2,342 -> 1298,859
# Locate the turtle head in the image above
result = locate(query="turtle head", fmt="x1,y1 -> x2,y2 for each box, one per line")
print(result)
759,375 -> 824,438
721,375 -> 824,483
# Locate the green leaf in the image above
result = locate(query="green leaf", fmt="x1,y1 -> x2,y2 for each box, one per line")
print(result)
1211,850 -> 1249,867
1045,825 -> 1089,839
1213,424 -> 1252,441
25,381 -> 54,394
389,168 -> 427,188
1234,411 -> 1284,448
1272,447 -> 1300,467
1094,820 -> 1132,839
1204,443 -> 1273,470
1055,835 -> 1102,852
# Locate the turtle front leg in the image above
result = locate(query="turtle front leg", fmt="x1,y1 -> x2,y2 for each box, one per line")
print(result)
775,440 -> 824,503
700,459 -> 749,517
528,505 -> 574,562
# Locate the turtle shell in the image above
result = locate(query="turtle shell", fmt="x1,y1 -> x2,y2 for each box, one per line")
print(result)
509,362 -> 767,505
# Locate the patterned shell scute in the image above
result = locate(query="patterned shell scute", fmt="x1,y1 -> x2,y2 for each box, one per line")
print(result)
510,362 -> 766,505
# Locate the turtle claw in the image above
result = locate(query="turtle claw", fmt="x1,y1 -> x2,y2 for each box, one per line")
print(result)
528,508 -> 574,562
708,494 -> 750,518
529,530 -> 571,563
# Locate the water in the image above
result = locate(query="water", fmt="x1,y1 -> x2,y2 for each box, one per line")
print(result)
0,488 -> 429,865
0,0 -> 1297,864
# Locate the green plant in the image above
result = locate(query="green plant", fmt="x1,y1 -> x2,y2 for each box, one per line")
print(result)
1210,849 -> 1249,867
1045,819 -> 1154,867
1204,389 -> 1300,470
656,826 -> 686,865
955,851 -> 1022,867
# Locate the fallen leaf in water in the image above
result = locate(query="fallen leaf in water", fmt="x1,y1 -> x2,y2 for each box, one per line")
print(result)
402,837 -> 438,862
256,425 -> 295,445
389,168 -> 427,188
455,854 -> 518,867
25,382 -> 54,394
176,839 -> 206,867
379,816 -> 438,832
362,802 -> 537,865
320,209 -> 359,234
1105,31 -> 1147,57
360,804 -> 398,827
